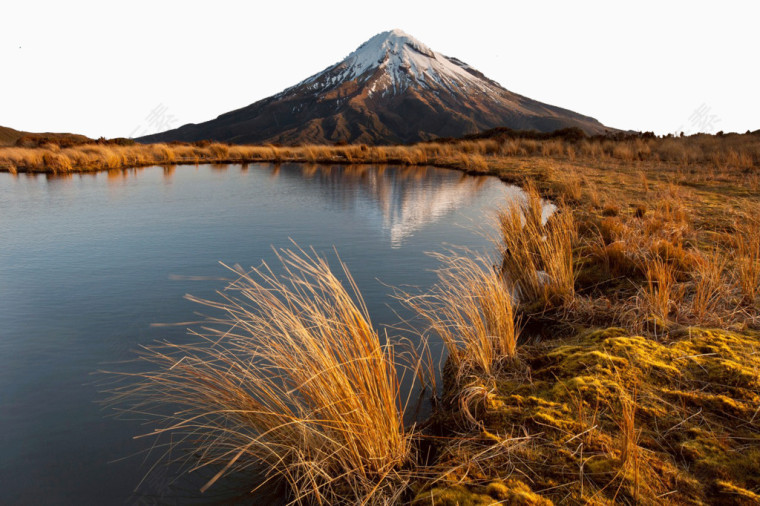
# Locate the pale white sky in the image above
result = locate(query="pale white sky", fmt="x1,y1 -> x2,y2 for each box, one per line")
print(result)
2,0 -> 758,139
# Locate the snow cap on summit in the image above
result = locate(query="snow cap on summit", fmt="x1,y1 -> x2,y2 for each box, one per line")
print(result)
316,28 -> 491,95
358,29 -> 434,57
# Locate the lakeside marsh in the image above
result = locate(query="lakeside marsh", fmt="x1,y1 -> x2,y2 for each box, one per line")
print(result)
14,132 -> 760,503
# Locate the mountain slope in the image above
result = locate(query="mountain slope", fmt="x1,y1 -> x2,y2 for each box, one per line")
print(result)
139,29 -> 611,145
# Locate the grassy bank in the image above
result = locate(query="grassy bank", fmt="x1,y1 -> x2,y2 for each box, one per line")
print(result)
1,132 -> 759,176
91,133 -> 760,503
407,135 -> 760,504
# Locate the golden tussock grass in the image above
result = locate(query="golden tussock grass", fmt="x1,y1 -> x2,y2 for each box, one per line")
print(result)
400,251 -> 519,380
497,184 -> 576,308
640,255 -> 681,325
105,247 -> 415,504
456,153 -> 488,171
551,168 -> 583,203
734,206 -> 760,304
690,247 -> 728,323
616,384 -> 640,474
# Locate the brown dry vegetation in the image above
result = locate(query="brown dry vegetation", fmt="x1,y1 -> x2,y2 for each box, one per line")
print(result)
3,131 -> 759,176
0,142 -> 436,174
399,251 -> 520,380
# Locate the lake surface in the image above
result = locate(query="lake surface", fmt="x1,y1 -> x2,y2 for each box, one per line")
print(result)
0,163 -> 518,504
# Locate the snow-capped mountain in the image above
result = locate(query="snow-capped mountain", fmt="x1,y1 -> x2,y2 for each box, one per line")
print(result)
139,29 -> 610,145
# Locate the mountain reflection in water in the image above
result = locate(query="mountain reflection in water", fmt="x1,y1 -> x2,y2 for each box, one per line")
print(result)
269,164 -> 496,247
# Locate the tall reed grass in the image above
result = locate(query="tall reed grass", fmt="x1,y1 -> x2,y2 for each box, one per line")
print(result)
106,247 -> 413,504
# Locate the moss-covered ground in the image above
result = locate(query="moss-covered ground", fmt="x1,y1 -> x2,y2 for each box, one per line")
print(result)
414,327 -> 760,505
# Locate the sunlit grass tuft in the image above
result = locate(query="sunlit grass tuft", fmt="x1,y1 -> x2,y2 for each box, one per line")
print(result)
640,256 -> 680,325
401,250 -> 519,379
690,247 -> 727,323
735,207 -> 760,305
497,185 -> 576,308
105,247 -> 413,504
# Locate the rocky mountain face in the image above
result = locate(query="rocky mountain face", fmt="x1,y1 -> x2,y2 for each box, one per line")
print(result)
139,29 -> 611,145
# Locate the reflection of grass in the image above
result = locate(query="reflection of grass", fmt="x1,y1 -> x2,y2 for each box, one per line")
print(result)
107,247 -> 413,504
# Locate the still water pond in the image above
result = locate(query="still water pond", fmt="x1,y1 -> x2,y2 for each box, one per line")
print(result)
0,163 -> 519,504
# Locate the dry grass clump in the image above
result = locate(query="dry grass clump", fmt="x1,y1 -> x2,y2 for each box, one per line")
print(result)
41,151 -> 73,172
401,251 -> 519,379
579,140 -> 604,159
640,256 -> 681,325
497,185 -> 576,308
689,247 -> 728,322
400,147 -> 428,165
106,247 -> 414,504
207,143 -> 230,159
457,153 -> 488,171
616,384 -> 640,480
589,240 -> 637,280
302,145 -> 320,162
497,139 -> 521,157
0,147 -> 44,172
734,207 -> 760,305
550,168 -> 583,203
